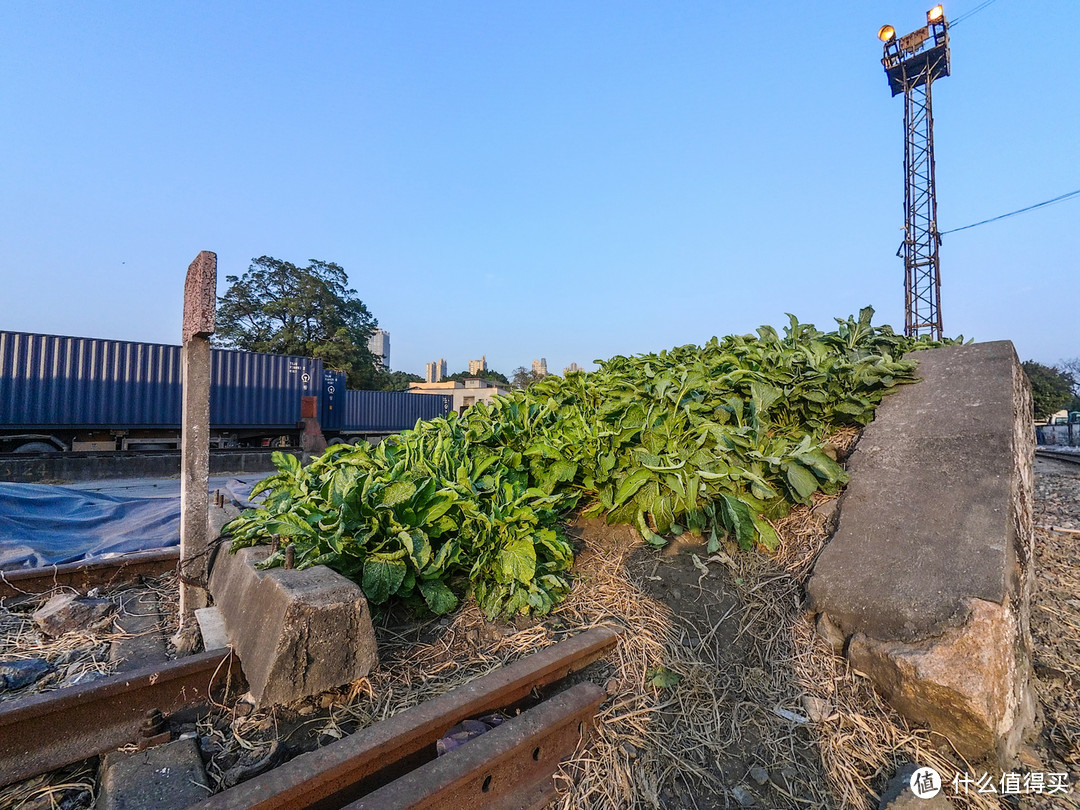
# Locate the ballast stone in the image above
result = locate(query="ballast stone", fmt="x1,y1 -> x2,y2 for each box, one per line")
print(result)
208,544 -> 377,707
33,593 -> 116,636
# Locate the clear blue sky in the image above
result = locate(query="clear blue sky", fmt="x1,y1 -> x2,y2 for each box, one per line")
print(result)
2,1 -> 1077,378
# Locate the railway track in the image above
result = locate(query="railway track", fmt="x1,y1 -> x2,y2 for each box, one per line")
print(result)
0,542 -> 620,809
1035,447 -> 1080,465
0,547 -> 179,603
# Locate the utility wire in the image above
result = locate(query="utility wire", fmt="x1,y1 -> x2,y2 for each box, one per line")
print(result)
941,188 -> 1080,235
948,0 -> 1001,27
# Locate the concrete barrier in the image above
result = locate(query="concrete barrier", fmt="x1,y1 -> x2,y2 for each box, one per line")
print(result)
807,341 -> 1036,766
208,544 -> 378,707
0,449 -> 300,484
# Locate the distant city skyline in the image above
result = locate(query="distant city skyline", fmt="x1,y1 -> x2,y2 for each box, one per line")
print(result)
425,358 -> 448,383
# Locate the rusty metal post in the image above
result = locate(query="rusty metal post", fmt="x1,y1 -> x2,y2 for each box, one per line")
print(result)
177,251 -> 217,634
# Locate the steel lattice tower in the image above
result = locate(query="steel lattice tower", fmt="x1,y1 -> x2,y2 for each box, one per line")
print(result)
880,8 -> 950,340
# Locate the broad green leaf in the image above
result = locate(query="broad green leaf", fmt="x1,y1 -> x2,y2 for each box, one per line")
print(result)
362,559 -> 407,604
785,462 -> 819,501
612,469 -> 652,507
499,537 -> 537,583
418,578 -> 458,614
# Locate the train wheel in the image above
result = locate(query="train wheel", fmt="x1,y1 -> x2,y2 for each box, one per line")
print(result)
14,441 -> 60,453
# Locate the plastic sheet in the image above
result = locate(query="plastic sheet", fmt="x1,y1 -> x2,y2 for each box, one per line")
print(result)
0,479 -> 262,571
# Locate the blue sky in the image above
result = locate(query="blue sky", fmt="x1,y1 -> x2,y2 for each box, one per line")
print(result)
2,1 -> 1077,378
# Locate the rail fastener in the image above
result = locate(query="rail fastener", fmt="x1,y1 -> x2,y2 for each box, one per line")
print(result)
0,648 -> 238,788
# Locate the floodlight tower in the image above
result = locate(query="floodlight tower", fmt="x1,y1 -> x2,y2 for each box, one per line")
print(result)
878,5 -> 950,340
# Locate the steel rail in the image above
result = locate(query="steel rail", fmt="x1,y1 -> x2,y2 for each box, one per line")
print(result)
0,548 -> 180,603
1035,448 -> 1080,465
192,625 -> 620,810
0,648 -> 237,787
345,681 -> 604,810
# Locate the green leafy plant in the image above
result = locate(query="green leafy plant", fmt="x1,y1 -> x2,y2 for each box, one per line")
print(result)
225,308 -> 960,618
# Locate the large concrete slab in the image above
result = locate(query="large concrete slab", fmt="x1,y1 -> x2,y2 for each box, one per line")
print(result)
808,341 -> 1029,642
807,341 -> 1036,764
208,545 -> 377,707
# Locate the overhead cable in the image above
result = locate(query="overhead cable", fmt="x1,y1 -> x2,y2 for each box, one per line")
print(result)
941,188 -> 1080,235
948,0 -> 1001,27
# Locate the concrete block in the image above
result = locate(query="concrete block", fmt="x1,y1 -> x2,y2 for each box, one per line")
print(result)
195,606 -> 229,651
109,590 -> 166,673
808,341 -> 1035,765
97,737 -> 210,810
208,545 -> 377,707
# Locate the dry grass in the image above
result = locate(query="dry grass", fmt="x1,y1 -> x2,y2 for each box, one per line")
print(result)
0,763 -> 96,810
0,571 -> 180,707
200,476 -> 1078,808
7,448 -> 1079,809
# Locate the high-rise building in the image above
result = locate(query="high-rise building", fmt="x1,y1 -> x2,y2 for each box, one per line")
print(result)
468,355 -> 487,375
367,329 -> 390,369
563,362 -> 583,375
532,358 -> 548,377
425,358 -> 447,383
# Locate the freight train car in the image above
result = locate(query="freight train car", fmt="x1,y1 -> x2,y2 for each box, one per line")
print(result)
0,331 -> 451,452
319,370 -> 453,444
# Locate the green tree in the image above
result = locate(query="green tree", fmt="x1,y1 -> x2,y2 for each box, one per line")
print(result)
216,256 -> 379,388
1060,357 -> 1080,411
511,366 -> 546,389
371,369 -> 424,392
1022,361 -> 1076,421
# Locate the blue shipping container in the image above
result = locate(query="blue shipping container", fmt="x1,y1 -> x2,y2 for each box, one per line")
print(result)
0,331 -> 321,430
339,390 -> 452,433
320,370 -> 347,431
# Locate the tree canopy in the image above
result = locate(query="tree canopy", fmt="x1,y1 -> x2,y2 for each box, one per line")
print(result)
216,256 -> 379,388
511,366 -> 547,389
372,369 -> 424,392
1022,361 -> 1076,420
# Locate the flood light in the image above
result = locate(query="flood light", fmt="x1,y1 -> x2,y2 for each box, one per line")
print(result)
878,25 -> 896,42
927,5 -> 944,23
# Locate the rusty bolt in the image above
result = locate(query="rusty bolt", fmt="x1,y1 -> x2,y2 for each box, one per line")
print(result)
271,534 -> 281,554
141,708 -> 165,735
285,544 -> 296,570
137,708 -> 170,749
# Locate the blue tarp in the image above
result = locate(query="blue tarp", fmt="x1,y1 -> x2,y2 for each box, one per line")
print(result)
0,478 -> 263,571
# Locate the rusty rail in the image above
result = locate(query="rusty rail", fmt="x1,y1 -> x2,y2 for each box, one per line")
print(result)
0,648 -> 237,787
193,625 -> 620,810
1035,448 -> 1080,466
345,681 -> 604,810
0,548 -> 179,603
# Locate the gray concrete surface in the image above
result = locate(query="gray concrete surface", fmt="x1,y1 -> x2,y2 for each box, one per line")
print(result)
208,544 -> 377,707
97,737 -> 210,810
0,450 -> 292,485
808,341 -> 1027,642
807,340 -> 1036,765
109,590 -> 167,673
179,251 -> 217,622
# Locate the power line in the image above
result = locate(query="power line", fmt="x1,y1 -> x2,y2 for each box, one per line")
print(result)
949,0 -> 1001,27
941,188 -> 1080,235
